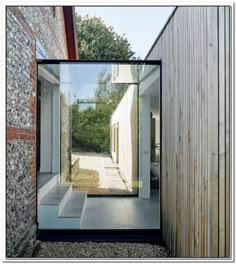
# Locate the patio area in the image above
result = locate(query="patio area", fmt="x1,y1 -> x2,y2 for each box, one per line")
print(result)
81,190 -> 160,229
71,151 -> 132,195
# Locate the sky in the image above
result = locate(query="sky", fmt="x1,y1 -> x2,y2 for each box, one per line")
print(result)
60,62 -> 160,103
60,7 -> 175,103
60,62 -> 111,101
75,6 -> 175,59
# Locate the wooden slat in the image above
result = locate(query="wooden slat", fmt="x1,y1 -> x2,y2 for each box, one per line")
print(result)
178,8 -> 183,256
225,6 -> 230,258
207,6 -> 219,256
174,11 -> 180,257
161,23 -> 167,246
193,7 -> 198,256
200,7 -> 204,256
169,17 -> 175,254
173,12 -> 178,256
179,9 -> 183,256
218,6 -> 226,257
189,7 -> 195,256
164,21 -> 169,249
197,7 -> 202,256
195,7 -> 200,256
186,7 -> 190,256
200,7 -> 207,256
185,7 -> 190,256
168,18 -> 172,252
204,6 -> 209,256
183,8 -> 187,256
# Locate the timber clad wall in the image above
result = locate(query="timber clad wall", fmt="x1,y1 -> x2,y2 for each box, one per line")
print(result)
147,7 -> 230,257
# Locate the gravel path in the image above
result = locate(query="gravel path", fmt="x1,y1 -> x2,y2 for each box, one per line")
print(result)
33,241 -> 170,258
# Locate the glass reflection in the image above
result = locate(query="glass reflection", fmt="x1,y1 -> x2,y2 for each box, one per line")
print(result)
37,62 -> 160,230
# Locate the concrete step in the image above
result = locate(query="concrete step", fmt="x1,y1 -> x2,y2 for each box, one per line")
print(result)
59,192 -> 87,218
40,184 -> 71,205
38,183 -> 87,229
38,173 -> 58,202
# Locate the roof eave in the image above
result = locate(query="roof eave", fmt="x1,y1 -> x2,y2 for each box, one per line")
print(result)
63,6 -> 79,60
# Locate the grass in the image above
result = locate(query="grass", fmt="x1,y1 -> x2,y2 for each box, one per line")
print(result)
71,168 -> 100,189
71,164 -> 131,194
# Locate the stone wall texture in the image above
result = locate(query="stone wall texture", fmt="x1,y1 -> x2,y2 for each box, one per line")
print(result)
6,6 -> 68,257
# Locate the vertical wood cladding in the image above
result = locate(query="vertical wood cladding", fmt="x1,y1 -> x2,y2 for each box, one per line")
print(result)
147,6 -> 231,257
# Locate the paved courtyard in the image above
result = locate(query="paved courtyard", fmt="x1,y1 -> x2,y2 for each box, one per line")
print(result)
81,190 -> 160,229
72,151 -> 131,194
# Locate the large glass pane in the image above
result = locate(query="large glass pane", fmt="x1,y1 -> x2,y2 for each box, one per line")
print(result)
37,61 -> 160,230
61,63 -> 139,195
139,64 -> 160,199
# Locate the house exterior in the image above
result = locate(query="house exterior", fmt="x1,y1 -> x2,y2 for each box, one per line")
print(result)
110,84 -> 138,193
6,6 -> 78,257
110,6 -> 231,258
6,5 -> 232,259
146,6 -> 231,257
110,64 -> 138,193
110,63 -> 160,198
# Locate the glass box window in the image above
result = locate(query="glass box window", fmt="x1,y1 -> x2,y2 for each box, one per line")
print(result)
37,61 -> 160,230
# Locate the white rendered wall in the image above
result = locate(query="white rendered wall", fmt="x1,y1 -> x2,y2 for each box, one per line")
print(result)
111,85 -> 137,191
139,67 -> 160,198
139,95 -> 151,198
40,85 -> 60,173
155,117 -> 160,144
52,86 -> 60,173
111,64 -> 137,83
155,117 -> 160,161
40,87 -> 52,172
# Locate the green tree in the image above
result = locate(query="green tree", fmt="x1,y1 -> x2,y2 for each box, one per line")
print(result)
76,15 -> 136,60
73,15 -> 135,152
72,70 -> 128,153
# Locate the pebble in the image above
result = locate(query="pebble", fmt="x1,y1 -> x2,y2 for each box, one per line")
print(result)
33,241 -> 170,258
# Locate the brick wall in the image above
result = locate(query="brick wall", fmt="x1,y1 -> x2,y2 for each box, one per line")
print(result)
6,7 -> 68,257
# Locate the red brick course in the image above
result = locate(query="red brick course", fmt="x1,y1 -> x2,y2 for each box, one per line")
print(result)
7,7 -> 37,228
7,127 -> 35,140
7,6 -> 76,256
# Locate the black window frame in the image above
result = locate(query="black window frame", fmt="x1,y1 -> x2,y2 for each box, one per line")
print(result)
36,59 -> 163,243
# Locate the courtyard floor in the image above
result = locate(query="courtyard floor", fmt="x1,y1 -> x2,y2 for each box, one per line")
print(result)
81,190 -> 160,229
71,151 -> 131,195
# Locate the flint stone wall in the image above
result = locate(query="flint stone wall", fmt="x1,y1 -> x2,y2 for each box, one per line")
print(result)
6,7 -> 67,257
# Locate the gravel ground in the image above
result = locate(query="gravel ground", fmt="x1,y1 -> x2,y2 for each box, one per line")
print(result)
33,241 -> 170,258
